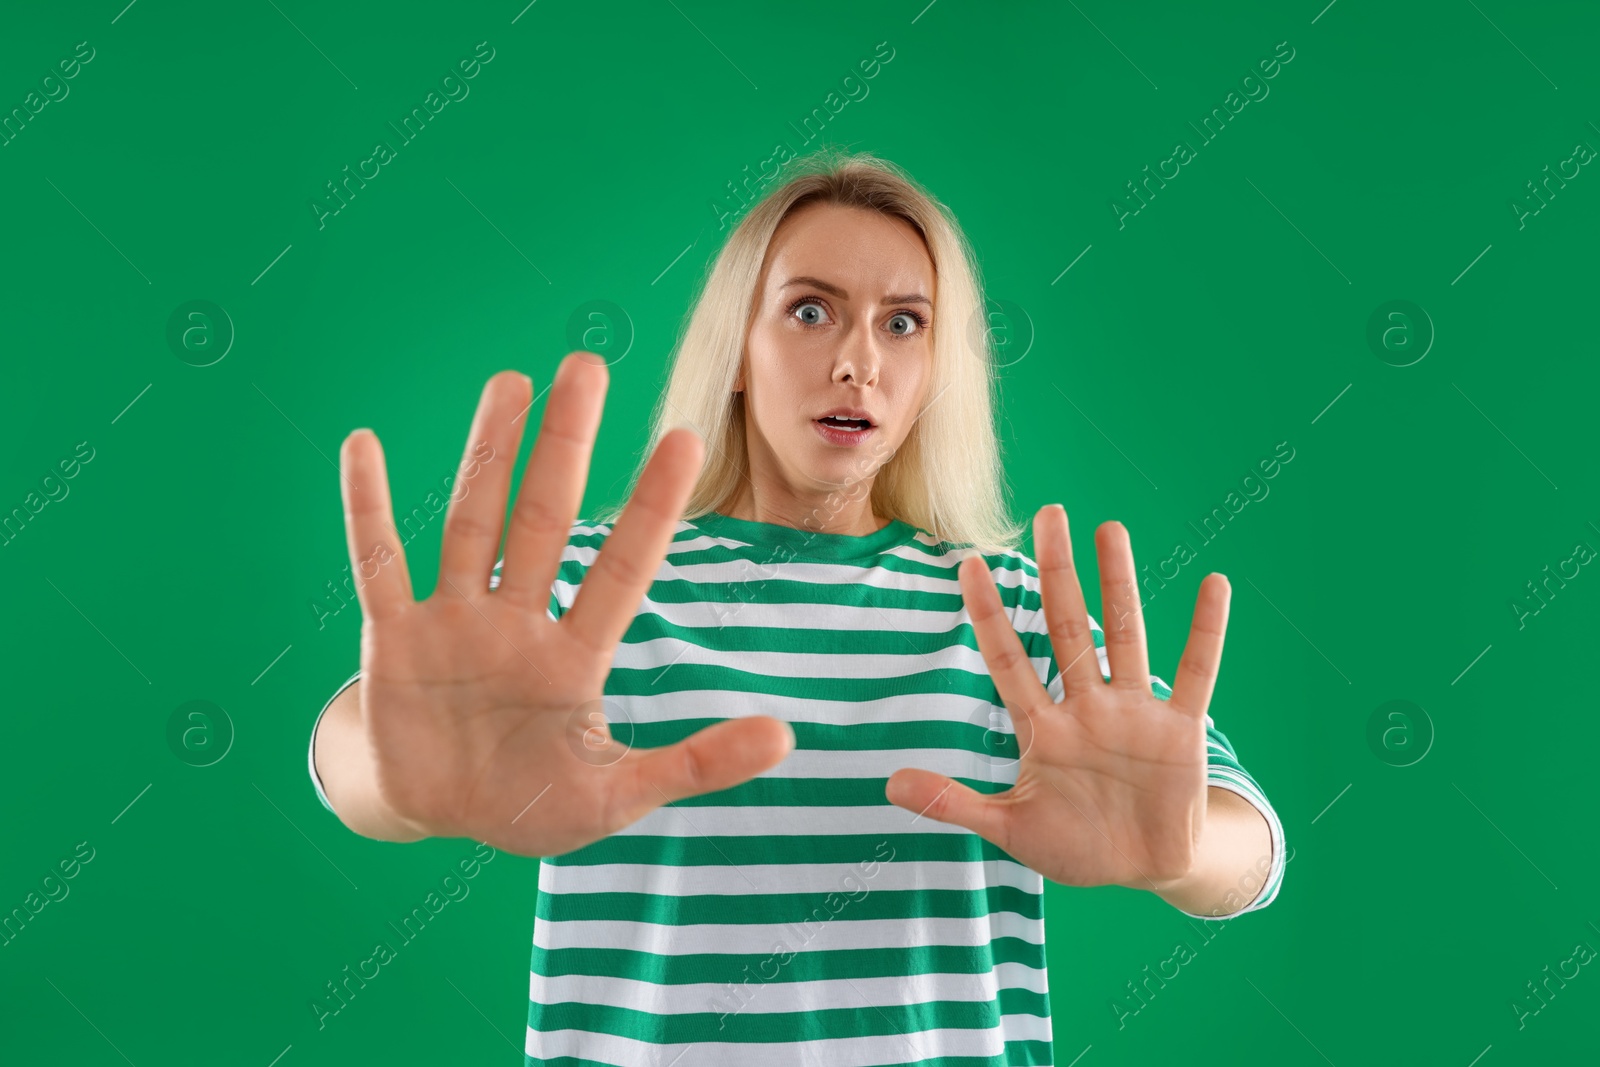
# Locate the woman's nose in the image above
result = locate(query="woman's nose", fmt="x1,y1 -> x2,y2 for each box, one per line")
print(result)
832,332 -> 879,385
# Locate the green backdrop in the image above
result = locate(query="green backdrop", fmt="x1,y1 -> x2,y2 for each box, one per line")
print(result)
3,0 -> 1595,1063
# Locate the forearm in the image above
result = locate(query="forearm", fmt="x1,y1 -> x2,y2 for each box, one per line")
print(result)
313,684 -> 431,844
1150,786 -> 1273,918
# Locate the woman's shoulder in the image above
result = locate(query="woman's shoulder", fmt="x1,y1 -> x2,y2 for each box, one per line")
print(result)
890,528 -> 1045,630
906,528 -> 1041,580
487,518 -> 617,587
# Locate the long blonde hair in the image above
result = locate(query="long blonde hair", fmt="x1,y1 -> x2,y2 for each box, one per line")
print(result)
595,147 -> 1023,554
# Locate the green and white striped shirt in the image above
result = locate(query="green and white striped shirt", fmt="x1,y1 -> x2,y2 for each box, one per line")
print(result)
309,511 -> 1286,1065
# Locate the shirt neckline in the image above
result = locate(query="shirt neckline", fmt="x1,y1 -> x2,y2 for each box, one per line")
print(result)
687,509 -> 921,563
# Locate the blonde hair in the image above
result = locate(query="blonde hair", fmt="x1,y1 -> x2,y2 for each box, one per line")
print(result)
595,147 -> 1024,554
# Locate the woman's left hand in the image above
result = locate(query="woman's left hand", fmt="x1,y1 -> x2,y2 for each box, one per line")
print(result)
885,504 -> 1228,894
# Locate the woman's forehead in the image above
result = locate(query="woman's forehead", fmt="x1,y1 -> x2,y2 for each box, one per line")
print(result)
761,205 -> 934,300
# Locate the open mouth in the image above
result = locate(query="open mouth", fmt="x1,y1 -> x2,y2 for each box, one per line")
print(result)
815,416 -> 873,432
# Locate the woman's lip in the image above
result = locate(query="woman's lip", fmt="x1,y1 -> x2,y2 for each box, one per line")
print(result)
813,419 -> 877,447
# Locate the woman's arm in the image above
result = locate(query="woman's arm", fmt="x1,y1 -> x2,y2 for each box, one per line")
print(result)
1149,785 -> 1274,917
311,681 -> 430,843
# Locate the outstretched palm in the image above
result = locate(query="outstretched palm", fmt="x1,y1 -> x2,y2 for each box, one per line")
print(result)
886,506 -> 1229,893
338,355 -> 795,857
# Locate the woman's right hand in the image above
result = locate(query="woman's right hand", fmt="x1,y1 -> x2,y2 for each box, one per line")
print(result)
337,352 -> 795,857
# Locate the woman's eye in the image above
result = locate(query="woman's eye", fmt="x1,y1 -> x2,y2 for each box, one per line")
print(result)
792,300 -> 828,325
888,313 -> 920,336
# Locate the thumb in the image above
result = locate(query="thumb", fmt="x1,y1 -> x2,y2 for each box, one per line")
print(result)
886,768 -> 1008,844
611,715 -> 795,823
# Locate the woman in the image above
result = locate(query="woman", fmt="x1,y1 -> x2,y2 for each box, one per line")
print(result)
311,149 -> 1286,1065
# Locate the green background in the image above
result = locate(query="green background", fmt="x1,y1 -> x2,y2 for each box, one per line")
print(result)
3,0 -> 1595,1063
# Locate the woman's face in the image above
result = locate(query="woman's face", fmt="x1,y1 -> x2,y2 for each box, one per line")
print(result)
736,201 -> 936,509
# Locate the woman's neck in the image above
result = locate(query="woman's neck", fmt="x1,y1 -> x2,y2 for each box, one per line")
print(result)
720,485 -> 888,537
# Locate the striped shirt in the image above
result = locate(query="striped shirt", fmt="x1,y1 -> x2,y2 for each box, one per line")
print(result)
309,510 -> 1286,1065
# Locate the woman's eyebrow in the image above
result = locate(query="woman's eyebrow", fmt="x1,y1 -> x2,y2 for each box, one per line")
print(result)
781,275 -> 931,307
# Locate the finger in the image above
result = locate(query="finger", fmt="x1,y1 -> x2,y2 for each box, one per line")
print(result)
1034,505 -> 1104,700
959,554 -> 1050,719
561,425 -> 705,655
614,716 -> 795,815
340,428 -> 413,621
497,352 -> 606,611
972,696 -> 1037,771
885,768 -> 1008,846
1096,521 -> 1151,693
1168,572 -> 1231,718
436,370 -> 529,598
